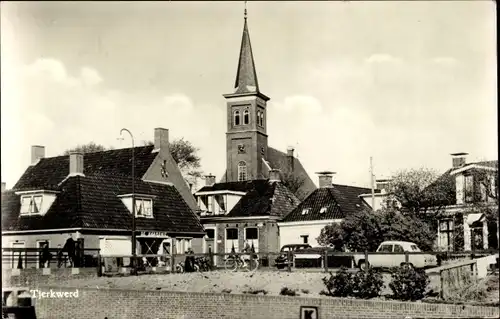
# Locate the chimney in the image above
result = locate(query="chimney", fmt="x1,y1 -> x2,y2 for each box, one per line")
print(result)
317,171 -> 335,188
269,169 -> 281,182
154,128 -> 169,153
69,152 -> 84,176
204,174 -> 216,187
286,146 -> 295,172
1,182 -> 6,192
451,152 -> 468,168
31,145 -> 45,165
376,179 -> 391,192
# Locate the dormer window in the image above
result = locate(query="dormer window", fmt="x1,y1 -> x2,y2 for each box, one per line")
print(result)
320,207 -> 327,214
16,190 -> 59,217
20,195 -> 43,216
301,208 -> 310,215
135,198 -> 153,218
118,194 -> 156,218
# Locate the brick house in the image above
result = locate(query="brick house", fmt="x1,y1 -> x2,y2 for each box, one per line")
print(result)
1,128 -> 205,268
278,172 -> 374,248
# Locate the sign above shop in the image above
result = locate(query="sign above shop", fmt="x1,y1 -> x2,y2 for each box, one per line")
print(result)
139,231 -> 168,238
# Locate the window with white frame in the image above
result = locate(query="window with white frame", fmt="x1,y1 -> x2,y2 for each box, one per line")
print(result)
135,198 -> 153,218
226,228 -> 239,253
464,175 -> 474,203
244,227 -> 259,252
238,161 -> 247,181
207,196 -> 213,213
176,238 -> 192,254
439,220 -> 454,251
260,111 -> 264,127
20,195 -> 43,216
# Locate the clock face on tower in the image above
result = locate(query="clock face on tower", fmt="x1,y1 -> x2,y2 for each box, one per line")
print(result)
238,144 -> 246,154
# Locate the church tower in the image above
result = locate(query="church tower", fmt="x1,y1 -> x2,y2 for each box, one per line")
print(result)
223,8 -> 270,182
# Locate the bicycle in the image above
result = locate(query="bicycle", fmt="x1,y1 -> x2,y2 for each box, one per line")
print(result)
224,253 -> 259,272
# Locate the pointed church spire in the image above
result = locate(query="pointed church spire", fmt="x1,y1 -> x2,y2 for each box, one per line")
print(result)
234,2 -> 259,94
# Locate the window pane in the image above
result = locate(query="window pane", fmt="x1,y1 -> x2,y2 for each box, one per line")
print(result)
394,245 -> 404,253
378,245 -> 392,252
143,199 -> 152,216
206,229 -> 215,239
21,197 -> 31,214
245,228 -> 258,240
33,196 -> 43,213
226,228 -> 238,240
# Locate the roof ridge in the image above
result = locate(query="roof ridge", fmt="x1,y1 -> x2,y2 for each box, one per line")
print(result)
35,145 -> 154,161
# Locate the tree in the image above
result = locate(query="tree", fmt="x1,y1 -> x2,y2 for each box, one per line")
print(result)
280,171 -> 306,199
270,156 -> 306,199
317,208 -> 436,252
388,167 -> 455,217
63,142 -> 109,155
143,139 -> 202,189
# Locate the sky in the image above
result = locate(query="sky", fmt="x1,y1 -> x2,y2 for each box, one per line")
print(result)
1,1 -> 497,190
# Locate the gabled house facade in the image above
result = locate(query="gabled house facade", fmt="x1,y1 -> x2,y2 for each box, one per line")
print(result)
432,153 -> 498,251
1,128 -> 205,269
278,172 -> 373,248
196,170 -> 300,265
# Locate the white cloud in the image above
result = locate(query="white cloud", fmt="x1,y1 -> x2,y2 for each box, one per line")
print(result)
80,67 -> 103,86
1,58 -> 224,188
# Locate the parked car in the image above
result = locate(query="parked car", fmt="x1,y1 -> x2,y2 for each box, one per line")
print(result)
275,244 -> 311,269
352,241 -> 438,270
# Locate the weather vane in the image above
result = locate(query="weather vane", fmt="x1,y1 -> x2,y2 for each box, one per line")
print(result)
244,1 -> 247,20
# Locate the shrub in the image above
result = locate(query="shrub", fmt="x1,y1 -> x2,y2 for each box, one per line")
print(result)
280,287 -> 297,296
322,267 -> 354,297
242,288 -> 268,295
389,266 -> 429,301
352,269 -> 384,299
221,288 -> 232,294
301,289 -> 310,294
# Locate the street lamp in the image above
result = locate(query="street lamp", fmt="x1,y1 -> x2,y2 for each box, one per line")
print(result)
120,128 -> 137,275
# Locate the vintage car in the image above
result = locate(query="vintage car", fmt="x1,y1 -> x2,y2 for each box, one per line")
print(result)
274,244 -> 312,269
352,241 -> 438,270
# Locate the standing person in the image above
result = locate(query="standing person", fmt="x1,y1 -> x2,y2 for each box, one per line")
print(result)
56,244 -> 64,268
63,234 -> 76,267
42,241 -> 52,268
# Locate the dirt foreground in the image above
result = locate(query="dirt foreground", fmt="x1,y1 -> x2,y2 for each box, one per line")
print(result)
61,270 -> 440,298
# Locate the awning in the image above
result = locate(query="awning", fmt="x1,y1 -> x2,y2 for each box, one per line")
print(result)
467,213 -> 485,226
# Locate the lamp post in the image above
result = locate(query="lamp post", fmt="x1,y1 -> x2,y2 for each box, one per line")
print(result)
120,128 -> 137,275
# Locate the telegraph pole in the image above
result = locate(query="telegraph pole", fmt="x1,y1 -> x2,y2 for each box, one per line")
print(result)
370,157 -> 375,210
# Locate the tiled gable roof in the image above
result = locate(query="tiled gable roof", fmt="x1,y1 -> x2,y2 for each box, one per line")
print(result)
218,146 -> 317,200
2,174 -> 205,235
13,146 -> 157,191
226,180 -> 300,218
282,184 -> 371,223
